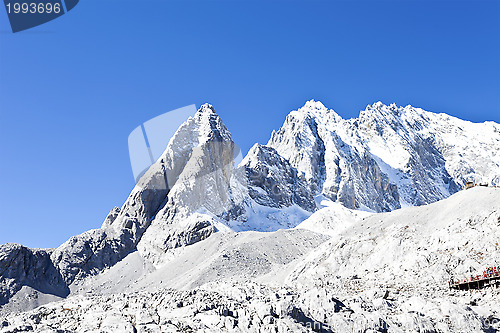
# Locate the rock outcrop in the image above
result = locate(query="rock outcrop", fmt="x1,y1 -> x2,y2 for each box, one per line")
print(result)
0,244 -> 68,306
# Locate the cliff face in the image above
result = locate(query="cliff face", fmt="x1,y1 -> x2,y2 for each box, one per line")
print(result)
0,244 -> 68,307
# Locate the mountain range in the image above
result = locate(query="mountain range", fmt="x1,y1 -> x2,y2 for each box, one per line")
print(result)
1,101 -> 499,332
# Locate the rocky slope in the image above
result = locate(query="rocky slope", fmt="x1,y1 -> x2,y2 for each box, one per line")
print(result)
2,187 -> 499,332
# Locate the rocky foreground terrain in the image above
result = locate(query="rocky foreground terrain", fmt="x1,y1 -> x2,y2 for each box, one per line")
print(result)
2,187 -> 500,332
1,102 -> 499,332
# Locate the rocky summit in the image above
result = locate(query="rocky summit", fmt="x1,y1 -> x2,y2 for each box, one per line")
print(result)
1,101 -> 499,332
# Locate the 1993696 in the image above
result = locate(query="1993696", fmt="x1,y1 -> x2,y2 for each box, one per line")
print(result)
5,2 -> 61,14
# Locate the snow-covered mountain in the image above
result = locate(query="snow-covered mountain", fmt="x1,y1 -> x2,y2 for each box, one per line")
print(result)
1,101 -> 499,332
269,100 -> 500,212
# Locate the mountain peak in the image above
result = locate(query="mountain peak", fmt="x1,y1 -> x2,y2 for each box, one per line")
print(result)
365,102 -> 428,118
366,101 -> 394,113
198,103 -> 216,114
189,104 -> 232,144
297,99 -> 342,124
362,102 -> 406,121
302,99 -> 327,110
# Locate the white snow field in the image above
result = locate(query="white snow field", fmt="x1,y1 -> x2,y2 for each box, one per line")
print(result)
1,187 -> 499,332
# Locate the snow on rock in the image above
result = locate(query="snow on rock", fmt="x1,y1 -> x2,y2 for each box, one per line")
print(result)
296,201 -> 373,236
268,101 -> 402,212
268,100 -> 500,212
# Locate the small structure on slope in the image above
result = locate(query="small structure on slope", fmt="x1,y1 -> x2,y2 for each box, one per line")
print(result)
464,181 -> 474,190
449,266 -> 500,291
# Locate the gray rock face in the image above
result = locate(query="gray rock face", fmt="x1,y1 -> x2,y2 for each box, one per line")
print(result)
268,112 -> 327,195
327,145 -> 400,212
50,229 -> 132,285
239,144 -> 316,212
0,244 -> 68,306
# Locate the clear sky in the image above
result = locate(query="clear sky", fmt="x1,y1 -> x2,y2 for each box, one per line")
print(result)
1,0 -> 499,248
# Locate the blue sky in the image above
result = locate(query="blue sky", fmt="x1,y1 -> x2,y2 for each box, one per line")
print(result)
1,0 -> 499,248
